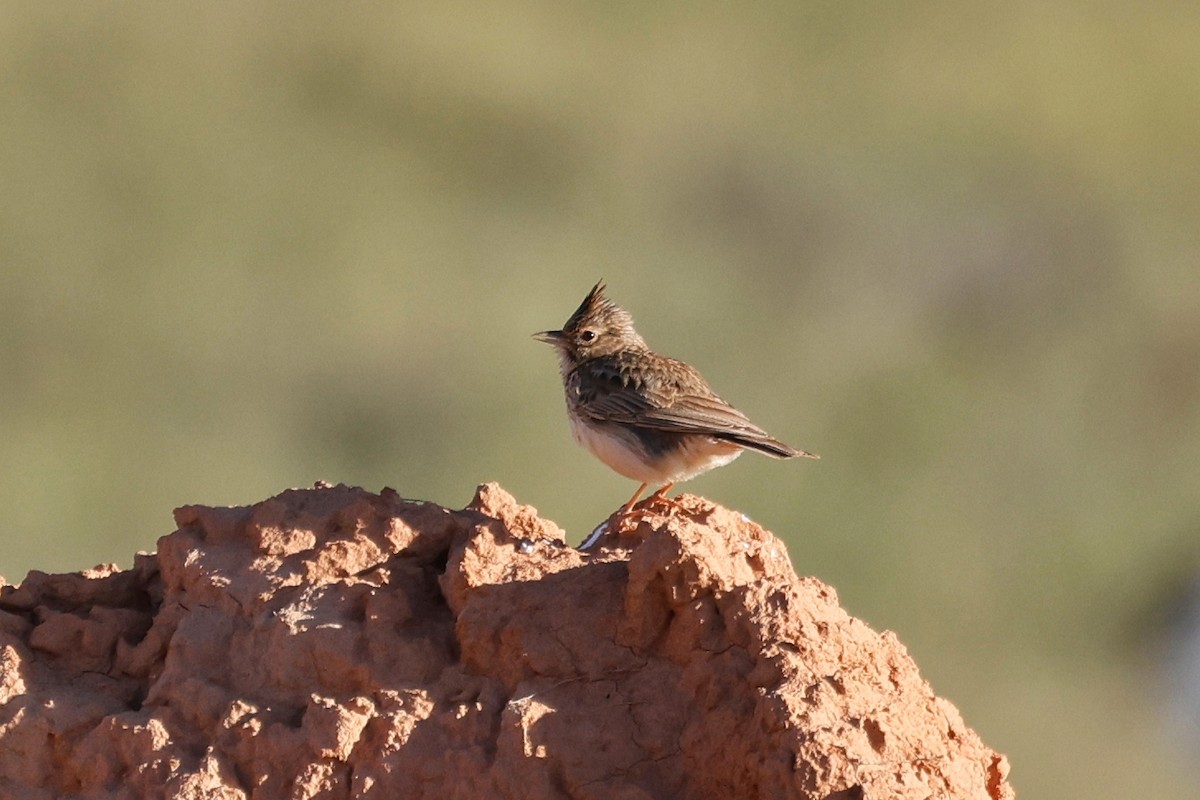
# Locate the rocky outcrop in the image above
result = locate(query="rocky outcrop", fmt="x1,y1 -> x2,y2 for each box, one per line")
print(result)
0,482 -> 1012,799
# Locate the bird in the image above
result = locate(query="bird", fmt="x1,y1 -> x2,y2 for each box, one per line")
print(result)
534,281 -> 817,543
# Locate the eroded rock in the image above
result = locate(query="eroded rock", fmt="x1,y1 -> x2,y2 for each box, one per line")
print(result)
0,483 -> 1013,799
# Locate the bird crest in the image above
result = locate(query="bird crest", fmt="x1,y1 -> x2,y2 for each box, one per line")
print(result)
563,280 -> 636,338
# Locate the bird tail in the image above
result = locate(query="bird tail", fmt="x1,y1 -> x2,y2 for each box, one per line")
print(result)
722,434 -> 820,460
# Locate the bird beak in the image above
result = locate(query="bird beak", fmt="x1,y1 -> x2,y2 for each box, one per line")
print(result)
533,330 -> 565,346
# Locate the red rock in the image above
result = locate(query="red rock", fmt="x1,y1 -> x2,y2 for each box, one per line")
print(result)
0,483 -> 1013,799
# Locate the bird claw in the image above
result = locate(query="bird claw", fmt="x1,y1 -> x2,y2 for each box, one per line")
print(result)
639,492 -> 687,515
578,491 -> 688,551
617,494 -> 686,530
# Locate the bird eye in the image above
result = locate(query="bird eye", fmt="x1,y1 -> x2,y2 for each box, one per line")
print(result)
580,330 -> 596,342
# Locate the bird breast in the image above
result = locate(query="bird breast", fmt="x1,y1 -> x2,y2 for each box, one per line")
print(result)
568,413 -> 743,484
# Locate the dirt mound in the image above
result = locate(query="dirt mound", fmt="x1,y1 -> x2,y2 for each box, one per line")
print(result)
0,482 -> 1012,799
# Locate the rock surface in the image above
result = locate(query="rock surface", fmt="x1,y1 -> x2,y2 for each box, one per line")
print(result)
0,483 -> 1013,799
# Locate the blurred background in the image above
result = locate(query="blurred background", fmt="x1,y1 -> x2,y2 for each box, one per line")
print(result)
2,2 -> 1197,795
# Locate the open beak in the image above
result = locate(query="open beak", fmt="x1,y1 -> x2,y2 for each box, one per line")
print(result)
532,330 -> 565,346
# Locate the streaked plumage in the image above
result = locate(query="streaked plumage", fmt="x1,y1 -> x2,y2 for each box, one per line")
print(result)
535,282 -> 817,541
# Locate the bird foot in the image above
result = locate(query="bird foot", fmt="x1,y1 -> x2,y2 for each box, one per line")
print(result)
614,493 -> 685,532
638,491 -> 687,515
577,487 -> 686,551
577,506 -> 655,550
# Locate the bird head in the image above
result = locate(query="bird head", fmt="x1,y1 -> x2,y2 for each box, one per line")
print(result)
534,281 -> 647,361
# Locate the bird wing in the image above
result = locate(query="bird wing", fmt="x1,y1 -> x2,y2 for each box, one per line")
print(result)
574,355 -> 807,458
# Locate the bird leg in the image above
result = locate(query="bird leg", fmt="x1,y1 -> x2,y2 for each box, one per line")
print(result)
591,483 -> 688,546
609,482 -> 657,537
613,483 -> 687,532
642,483 -> 684,513
619,482 -> 650,517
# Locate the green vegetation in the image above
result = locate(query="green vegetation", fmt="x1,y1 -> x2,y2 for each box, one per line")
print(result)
1,3 -> 1197,796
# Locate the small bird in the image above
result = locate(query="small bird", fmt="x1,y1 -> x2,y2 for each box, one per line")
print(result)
534,281 -> 817,540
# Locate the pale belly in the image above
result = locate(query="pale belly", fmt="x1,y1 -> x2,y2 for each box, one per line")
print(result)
569,414 -> 743,484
